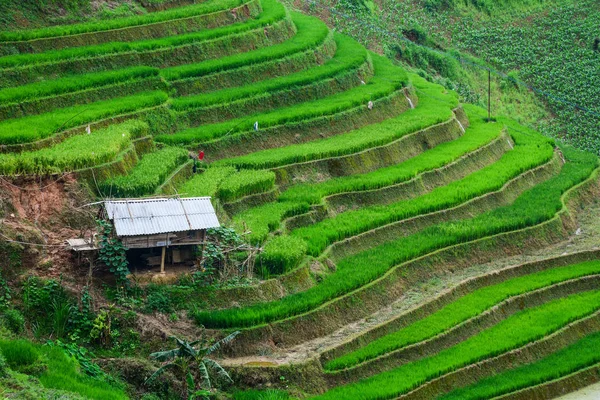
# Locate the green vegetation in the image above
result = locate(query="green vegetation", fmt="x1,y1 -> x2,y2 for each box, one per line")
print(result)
313,289 -> 600,400
293,122 -> 552,256
0,120 -> 148,174
260,235 -> 308,274
178,166 -> 237,197
0,66 -> 158,105
156,53 -> 407,145
0,91 -> 166,145
326,260 -> 600,370
216,74 -> 456,170
0,338 -> 127,399
161,10 -> 328,82
439,331 -> 600,400
218,169 -> 276,202
0,0 -> 282,70
0,0 -> 244,41
170,34 -> 367,110
192,146 -> 597,328
98,146 -> 188,197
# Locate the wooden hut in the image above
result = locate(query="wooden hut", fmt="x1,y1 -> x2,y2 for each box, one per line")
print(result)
103,197 -> 220,273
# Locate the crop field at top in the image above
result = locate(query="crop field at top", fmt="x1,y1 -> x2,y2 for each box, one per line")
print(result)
0,0 -> 599,399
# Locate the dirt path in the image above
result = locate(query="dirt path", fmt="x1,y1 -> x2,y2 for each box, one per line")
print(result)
557,382 -> 600,400
220,198 -> 600,366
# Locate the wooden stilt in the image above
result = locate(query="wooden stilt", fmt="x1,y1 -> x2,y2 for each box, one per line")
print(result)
160,247 -> 166,274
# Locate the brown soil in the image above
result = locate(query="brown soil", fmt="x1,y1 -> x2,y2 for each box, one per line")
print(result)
220,197 -> 600,367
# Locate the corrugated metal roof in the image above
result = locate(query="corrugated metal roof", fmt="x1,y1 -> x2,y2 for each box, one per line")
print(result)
104,197 -> 220,237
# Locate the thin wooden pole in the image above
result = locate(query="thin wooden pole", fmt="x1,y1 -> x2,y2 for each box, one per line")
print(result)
160,247 -> 166,274
488,69 -> 491,122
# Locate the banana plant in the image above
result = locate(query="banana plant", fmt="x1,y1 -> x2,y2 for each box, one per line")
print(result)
145,331 -> 239,399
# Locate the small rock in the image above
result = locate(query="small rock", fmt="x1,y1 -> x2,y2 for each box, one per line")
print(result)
575,228 -> 582,235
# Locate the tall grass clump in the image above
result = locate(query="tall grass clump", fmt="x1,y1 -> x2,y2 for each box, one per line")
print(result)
326,260 -> 600,370
192,145 -> 597,328
170,34 -> 367,110
98,146 -> 188,197
0,91 -> 166,145
218,169 -> 276,202
157,53 -> 407,145
313,290 -> 600,400
0,340 -> 39,369
162,10 -> 326,81
0,66 -> 158,104
0,120 -> 147,175
0,0 -> 284,69
0,0 -> 244,41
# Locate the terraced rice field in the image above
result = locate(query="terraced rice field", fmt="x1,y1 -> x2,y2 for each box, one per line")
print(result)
1,0 -> 599,398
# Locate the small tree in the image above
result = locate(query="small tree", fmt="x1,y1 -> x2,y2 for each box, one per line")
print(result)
145,332 -> 239,399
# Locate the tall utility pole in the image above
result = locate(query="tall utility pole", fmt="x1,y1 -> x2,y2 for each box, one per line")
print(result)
488,68 -> 492,122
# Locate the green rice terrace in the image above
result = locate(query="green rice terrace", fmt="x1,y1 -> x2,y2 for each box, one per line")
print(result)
0,0 -> 599,399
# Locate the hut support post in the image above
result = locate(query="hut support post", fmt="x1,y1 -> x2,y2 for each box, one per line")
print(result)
160,247 -> 166,274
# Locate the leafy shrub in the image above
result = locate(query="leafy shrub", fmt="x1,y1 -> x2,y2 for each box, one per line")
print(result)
2,309 -> 24,334
145,286 -> 173,314
260,236 -> 307,275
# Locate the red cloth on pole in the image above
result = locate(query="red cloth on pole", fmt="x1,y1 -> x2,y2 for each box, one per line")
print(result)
198,150 -> 205,161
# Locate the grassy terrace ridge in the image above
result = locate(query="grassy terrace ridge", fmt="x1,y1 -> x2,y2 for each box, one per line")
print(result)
191,146 -> 598,328
0,120 -> 148,175
162,10 -> 329,82
312,290 -> 600,400
0,91 -> 167,146
0,66 -> 159,105
157,53 -> 407,145
232,105 -> 498,243
213,74 -> 456,170
98,146 -> 188,197
292,121 -> 553,256
170,34 -> 367,109
0,339 -> 127,399
0,0 -> 245,42
0,0 -> 284,69
325,260 -> 600,371
439,330 -> 600,400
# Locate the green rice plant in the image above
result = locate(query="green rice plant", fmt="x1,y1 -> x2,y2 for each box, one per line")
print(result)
0,66 -> 158,105
191,145 -> 597,328
233,201 -> 311,243
292,122 -> 553,256
0,0 -> 244,42
326,260 -> 600,370
170,33 -> 367,110
218,169 -> 276,202
234,104 -> 500,243
0,0 -> 284,69
260,235 -> 308,275
98,146 -> 189,197
178,166 -> 237,197
313,290 -> 600,400
0,120 -> 147,175
0,340 -> 39,369
439,331 -> 600,400
234,389 -> 291,400
280,104 -> 499,204
0,91 -> 166,145
214,73 -> 457,170
162,10 -> 327,81
156,53 -> 408,145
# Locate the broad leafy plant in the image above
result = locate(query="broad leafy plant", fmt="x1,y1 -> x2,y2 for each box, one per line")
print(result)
146,332 -> 239,399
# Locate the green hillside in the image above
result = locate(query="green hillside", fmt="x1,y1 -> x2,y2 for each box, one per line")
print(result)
0,0 -> 599,398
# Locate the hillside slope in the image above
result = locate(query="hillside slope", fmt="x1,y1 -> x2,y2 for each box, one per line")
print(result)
0,0 -> 599,399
